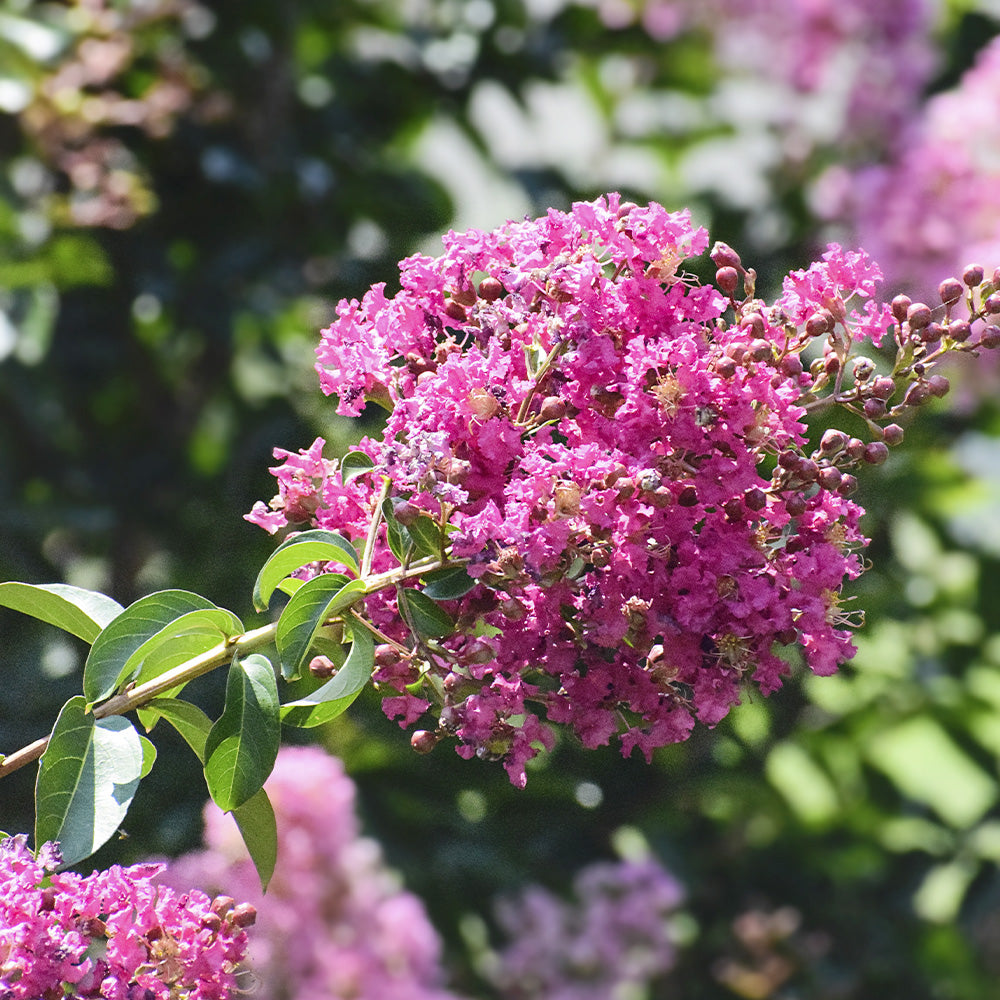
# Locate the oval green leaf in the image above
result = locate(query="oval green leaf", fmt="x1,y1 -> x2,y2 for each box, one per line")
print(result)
341,450 -> 375,484
83,590 -> 219,707
0,582 -> 123,644
399,588 -> 455,638
204,654 -> 280,812
421,566 -> 478,601
35,697 -> 145,867
232,788 -> 278,892
281,622 -> 374,728
275,574 -> 367,681
253,530 -> 360,611
144,697 -> 213,761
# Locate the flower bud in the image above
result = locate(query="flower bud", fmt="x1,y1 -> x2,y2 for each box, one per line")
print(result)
740,312 -> 765,337
780,353 -> 803,377
308,655 -> 338,679
927,374 -> 950,397
478,276 -> 504,301
845,438 -> 866,462
906,302 -> 932,330
817,466 -> 842,490
838,474 -> 858,496
778,450 -> 800,470
986,293 -> 1000,315
776,628 -> 798,646
785,493 -> 807,517
499,597 -> 527,621
939,277 -> 964,306
716,266 -> 740,296
677,485 -> 699,507
211,895 -> 236,916
374,644 -> 401,668
863,442 -> 889,465
468,388 -> 500,419
947,319 -> 971,342
870,376 -> 895,400
994,267 -> 1000,288
723,497 -> 744,521
410,730 -> 440,754
902,381 -> 930,407
538,395 -> 567,421
796,458 -> 818,482
616,201 -> 639,218
451,287 -> 478,307
230,903 -> 257,928
711,241 -> 742,269
201,912 -> 223,934
743,487 -> 767,512
749,339 -> 772,362
444,299 -> 468,322
824,354 -> 841,376
882,423 -> 905,446
39,886 -> 57,912
819,429 -> 848,455
714,356 -> 738,378
963,263 -> 985,287
891,294 -> 912,323
806,311 -> 831,338
921,322 -> 943,343
863,398 -> 886,419
980,327 -> 1000,349
852,357 -> 875,382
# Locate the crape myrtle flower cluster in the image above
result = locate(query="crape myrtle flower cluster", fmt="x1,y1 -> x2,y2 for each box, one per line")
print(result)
0,834 -> 251,1000
166,746 -> 462,1000
248,193 -> 999,786
489,856 -> 684,1000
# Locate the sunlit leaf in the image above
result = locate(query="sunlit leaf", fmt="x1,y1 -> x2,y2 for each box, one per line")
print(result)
421,566 -> 477,600
398,588 -> 454,638
341,450 -> 375,484
0,582 -> 123,644
253,530 -> 360,611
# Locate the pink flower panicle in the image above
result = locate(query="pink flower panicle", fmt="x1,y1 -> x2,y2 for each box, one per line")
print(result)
166,746 -> 461,1000
249,194 -> 992,786
0,834 -> 250,1000
490,856 -> 684,1000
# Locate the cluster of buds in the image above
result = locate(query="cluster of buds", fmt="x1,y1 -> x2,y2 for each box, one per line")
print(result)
249,194 -> 996,785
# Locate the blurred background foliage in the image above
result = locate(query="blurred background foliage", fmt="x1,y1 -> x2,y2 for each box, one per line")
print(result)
4,0 -> 1000,996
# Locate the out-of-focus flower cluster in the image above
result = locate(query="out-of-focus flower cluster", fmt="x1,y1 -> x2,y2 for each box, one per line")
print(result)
489,856 -> 684,1000
830,35 -> 1000,298
0,834 -> 251,1000
166,746 -> 462,1000
249,193 -> 1000,785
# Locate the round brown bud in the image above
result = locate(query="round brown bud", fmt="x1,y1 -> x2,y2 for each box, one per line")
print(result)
985,293 -> 1000,315
749,339 -> 772,362
817,466 -> 843,490
726,343 -> 747,363
714,356 -> 738,378
710,241 -> 742,269
963,263 -> 985,287
891,294 -> 912,323
863,398 -> 886,419
837,474 -> 858,497
845,438 -> 866,462
927,374 -> 950,397
871,376 -> 895,400
374,644 -> 401,668
743,487 -> 767,512
410,730 -> 440,754
980,327 -> 1000,350
538,395 -> 567,422
230,903 -> 257,928
946,319 -> 971,342
776,628 -> 798,646
785,493 -> 807,517
741,312 -> 765,337
994,267 -> 1000,288
478,276 -> 504,301
777,449 -> 800,470
617,201 -> 639,218
39,886 -> 58,912
444,299 -> 468,322
806,311 -> 832,338
882,423 -> 905,446
451,287 -> 478,307
211,895 -> 236,916
392,501 -> 420,526
864,441 -> 889,465
938,277 -> 964,306
677,485 -> 699,507
902,381 -> 930,407
499,597 -> 527,621
716,266 -> 740,296
723,497 -> 744,521
905,302 -> 932,329
780,353 -> 803,378
824,354 -> 841,376
852,357 -> 875,382
796,458 -> 818,482
308,655 -> 337,679
921,322 -> 943,343
201,912 -> 223,934
819,429 -> 848,455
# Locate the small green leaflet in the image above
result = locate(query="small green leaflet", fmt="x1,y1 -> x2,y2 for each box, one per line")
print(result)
340,450 -> 375,484
83,591 -> 240,707
281,622 -> 374,728
204,654 -> 280,812
252,530 -> 360,611
35,697 -> 146,868
0,582 -> 123,644
398,588 -> 454,638
421,566 -> 477,600
145,696 -> 277,891
275,574 -> 367,680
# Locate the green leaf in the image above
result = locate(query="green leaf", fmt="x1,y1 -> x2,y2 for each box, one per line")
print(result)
341,450 -> 375,484
83,591 -> 219,707
204,655 -> 280,812
421,566 -> 478,600
407,514 -> 444,559
381,498 -> 411,564
253,530 -> 360,611
398,588 -> 455,638
0,582 -> 123,644
35,697 -> 145,867
232,788 -> 278,892
138,736 -> 157,778
281,622 -> 374,728
275,574 -> 368,681
142,697 -> 213,761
